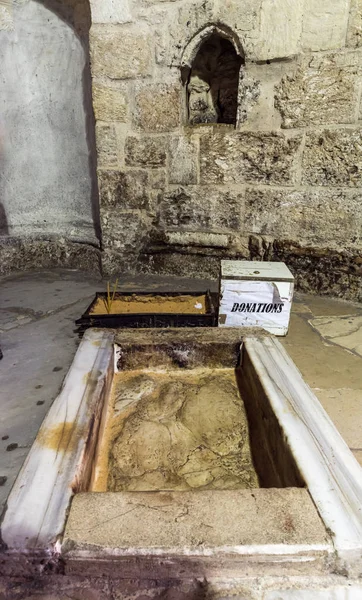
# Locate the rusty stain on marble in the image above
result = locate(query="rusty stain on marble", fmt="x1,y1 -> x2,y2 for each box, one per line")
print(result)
36,422 -> 82,454
82,372 -> 91,384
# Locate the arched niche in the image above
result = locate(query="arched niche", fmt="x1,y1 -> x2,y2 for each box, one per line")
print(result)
181,25 -> 244,126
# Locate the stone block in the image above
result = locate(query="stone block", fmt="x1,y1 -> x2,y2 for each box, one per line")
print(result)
213,0 -> 261,34
157,186 -> 243,231
242,62 -> 292,129
245,188 -> 362,247
168,136 -> 198,185
0,236 -> 101,276
98,170 -> 149,210
134,83 -> 181,132
258,0 -> 303,60
302,128 -> 362,186
302,0 -> 350,51
200,131 -> 302,185
125,136 -> 167,167
177,2 -> 215,43
101,248 -> 132,275
156,1 -> 256,69
275,55 -> 360,128
164,231 -> 230,248
92,85 -> 128,122
90,27 -> 153,79
95,123 -> 118,167
238,73 -> 261,125
90,0 -> 132,24
0,4 -> 13,30
158,3 -> 214,67
100,209 -> 150,253
347,0 -> 362,47
149,169 -> 166,189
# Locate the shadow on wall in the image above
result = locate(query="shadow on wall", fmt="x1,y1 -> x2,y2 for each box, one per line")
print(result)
0,120 -> 8,234
33,0 -> 101,241
0,203 -> 8,234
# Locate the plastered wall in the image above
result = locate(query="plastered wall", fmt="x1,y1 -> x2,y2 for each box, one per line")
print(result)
0,0 -> 100,274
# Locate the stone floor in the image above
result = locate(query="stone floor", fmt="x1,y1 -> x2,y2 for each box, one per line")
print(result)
281,294 -> 362,469
0,269 -> 362,515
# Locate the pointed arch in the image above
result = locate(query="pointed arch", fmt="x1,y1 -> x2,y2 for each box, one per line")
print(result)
181,23 -> 245,70
181,24 -> 244,126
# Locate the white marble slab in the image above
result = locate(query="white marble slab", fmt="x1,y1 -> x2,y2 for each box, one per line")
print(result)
1,329 -> 114,552
243,336 -> 362,573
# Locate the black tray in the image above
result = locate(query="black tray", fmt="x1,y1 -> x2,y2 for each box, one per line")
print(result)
75,290 -> 217,333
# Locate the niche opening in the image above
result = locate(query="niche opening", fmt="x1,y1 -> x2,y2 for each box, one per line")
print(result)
186,34 -> 243,126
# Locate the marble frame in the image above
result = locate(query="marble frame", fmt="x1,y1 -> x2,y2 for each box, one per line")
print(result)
1,328 -> 362,577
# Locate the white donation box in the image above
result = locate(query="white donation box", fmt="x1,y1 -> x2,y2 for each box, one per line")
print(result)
218,261 -> 294,336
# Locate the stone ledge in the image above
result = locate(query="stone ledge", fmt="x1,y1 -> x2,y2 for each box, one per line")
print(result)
137,239 -> 362,302
63,488 -> 331,577
163,231 -> 230,248
0,236 -> 101,277
270,240 -> 362,302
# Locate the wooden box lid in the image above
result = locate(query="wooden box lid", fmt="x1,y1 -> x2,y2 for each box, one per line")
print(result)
221,261 -> 294,283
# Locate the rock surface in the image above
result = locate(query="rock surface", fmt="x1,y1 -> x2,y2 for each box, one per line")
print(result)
168,136 -> 198,185
106,370 -> 258,492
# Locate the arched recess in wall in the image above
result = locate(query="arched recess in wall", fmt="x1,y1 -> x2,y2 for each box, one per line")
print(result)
0,0 -> 100,244
181,25 -> 245,126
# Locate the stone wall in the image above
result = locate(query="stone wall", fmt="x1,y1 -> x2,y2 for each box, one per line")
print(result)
1,573 -> 362,600
90,0 -> 362,300
0,0 -> 101,275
